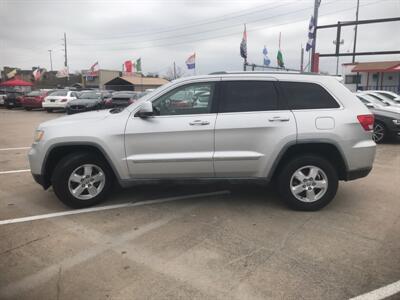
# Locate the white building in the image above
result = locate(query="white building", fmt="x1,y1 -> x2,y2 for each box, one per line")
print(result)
342,60 -> 400,93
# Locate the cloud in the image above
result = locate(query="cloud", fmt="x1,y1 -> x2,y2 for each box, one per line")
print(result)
1,0 -> 399,75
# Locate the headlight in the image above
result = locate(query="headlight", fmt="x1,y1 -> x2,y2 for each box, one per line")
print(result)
34,130 -> 44,142
392,119 -> 400,126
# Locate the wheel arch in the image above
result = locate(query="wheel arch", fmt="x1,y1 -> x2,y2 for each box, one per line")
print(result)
42,142 -> 120,188
268,141 -> 349,181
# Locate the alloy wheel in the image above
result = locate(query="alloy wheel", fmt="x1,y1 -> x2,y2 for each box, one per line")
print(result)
290,165 -> 328,203
373,123 -> 385,143
68,164 -> 106,200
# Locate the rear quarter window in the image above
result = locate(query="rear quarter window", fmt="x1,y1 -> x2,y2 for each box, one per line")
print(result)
280,81 -> 339,110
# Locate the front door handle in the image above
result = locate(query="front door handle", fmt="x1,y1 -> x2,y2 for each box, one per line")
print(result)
189,120 -> 210,126
268,116 -> 290,122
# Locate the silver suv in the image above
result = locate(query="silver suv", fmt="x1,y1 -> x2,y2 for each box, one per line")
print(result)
29,73 -> 376,210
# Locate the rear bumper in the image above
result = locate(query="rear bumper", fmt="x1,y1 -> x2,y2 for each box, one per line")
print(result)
43,102 -> 67,109
345,167 -> 372,181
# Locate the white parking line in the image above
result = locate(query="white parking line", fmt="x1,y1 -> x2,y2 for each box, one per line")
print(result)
0,190 -> 230,226
349,280 -> 400,300
0,147 -> 30,151
0,169 -> 31,175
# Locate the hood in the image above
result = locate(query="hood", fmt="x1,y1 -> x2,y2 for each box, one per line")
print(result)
371,107 -> 400,119
39,109 -> 113,128
68,99 -> 101,106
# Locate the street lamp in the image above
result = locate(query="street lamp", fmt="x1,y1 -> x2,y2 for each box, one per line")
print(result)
332,39 -> 344,75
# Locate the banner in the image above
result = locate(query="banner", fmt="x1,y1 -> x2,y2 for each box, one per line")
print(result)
56,67 -> 69,78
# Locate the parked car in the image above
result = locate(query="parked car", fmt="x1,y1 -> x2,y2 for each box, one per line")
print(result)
364,90 -> 400,104
0,90 -> 7,106
21,90 -> 51,110
66,91 -> 112,114
105,91 -> 145,108
363,91 -> 400,107
4,91 -> 24,109
356,93 -> 400,143
42,90 -> 79,112
29,72 -> 376,211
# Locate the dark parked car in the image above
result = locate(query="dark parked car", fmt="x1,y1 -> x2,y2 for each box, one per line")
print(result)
66,91 -> 112,114
105,91 -> 146,108
4,91 -> 24,109
356,94 -> 400,143
21,90 -> 52,110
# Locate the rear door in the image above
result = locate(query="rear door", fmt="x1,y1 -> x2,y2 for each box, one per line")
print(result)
214,79 -> 297,178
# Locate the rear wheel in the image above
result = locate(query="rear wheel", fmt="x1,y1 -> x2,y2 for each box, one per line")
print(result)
24,107 -> 32,111
51,152 -> 113,208
277,155 -> 338,211
373,121 -> 386,143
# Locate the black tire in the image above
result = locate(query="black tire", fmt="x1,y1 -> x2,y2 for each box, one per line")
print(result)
373,121 -> 386,144
46,108 -> 53,113
24,107 -> 32,111
51,152 -> 113,208
277,155 -> 338,211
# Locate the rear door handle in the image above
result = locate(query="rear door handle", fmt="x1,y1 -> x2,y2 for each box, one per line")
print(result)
268,116 -> 290,122
189,120 -> 210,126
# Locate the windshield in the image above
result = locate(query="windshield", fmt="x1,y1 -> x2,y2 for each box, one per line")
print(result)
78,92 -> 100,99
49,90 -> 68,96
27,91 -> 40,96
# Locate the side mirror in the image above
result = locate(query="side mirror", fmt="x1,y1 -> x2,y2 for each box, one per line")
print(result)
135,101 -> 154,118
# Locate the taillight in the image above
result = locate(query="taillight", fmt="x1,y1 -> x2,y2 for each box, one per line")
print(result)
357,114 -> 374,131
61,98 -> 68,102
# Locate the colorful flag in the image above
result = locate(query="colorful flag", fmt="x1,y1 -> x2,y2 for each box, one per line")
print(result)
240,25 -> 247,59
124,60 -> 133,73
136,58 -> 142,73
185,53 -> 196,70
89,61 -> 99,76
33,67 -> 41,81
263,46 -> 270,66
56,67 -> 69,78
306,16 -> 315,52
6,69 -> 17,79
277,50 -> 284,68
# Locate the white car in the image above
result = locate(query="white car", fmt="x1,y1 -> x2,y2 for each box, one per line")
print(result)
42,90 -> 78,112
29,72 -> 376,210
364,90 -> 400,103
363,91 -> 400,107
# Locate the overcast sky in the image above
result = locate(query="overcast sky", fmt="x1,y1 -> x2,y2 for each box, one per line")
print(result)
1,0 -> 399,76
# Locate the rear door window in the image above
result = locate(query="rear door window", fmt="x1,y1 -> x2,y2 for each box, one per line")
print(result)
220,81 -> 279,113
280,81 -> 339,110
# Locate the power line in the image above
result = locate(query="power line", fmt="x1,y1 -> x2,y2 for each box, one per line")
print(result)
70,0 -> 383,51
72,2 -> 294,41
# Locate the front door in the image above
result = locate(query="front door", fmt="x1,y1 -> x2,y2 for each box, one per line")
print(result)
124,81 -> 217,178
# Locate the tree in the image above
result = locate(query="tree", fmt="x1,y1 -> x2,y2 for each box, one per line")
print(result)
164,65 -> 185,81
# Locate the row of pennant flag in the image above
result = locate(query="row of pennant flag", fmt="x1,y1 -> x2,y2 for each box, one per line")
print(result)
240,15 -> 315,68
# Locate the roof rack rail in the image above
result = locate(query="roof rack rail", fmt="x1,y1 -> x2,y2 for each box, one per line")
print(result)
208,71 -> 321,76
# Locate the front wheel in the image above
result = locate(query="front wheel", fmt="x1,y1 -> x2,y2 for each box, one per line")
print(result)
277,155 -> 338,211
51,152 -> 113,208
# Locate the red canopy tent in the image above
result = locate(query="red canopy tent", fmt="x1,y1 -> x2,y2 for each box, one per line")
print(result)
0,78 -> 33,87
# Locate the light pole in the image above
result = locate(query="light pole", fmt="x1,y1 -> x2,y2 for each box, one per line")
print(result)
48,50 -> 53,71
332,39 -> 344,75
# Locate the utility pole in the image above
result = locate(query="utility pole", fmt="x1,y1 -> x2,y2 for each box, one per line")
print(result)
352,0 -> 360,63
48,50 -> 53,71
311,0 -> 321,72
300,46 -> 304,73
333,38 -> 344,75
173,61 -> 176,79
63,33 -> 68,68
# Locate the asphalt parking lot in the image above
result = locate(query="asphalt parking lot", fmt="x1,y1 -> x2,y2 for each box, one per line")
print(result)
0,108 -> 399,300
